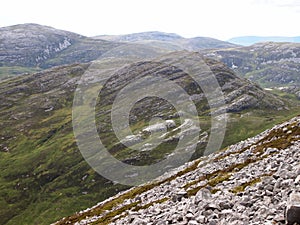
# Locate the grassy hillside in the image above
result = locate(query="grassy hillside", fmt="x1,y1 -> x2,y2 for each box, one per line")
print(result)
0,55 -> 299,225
0,66 -> 41,81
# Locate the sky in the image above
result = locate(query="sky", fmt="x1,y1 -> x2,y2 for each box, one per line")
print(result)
1,0 -> 299,40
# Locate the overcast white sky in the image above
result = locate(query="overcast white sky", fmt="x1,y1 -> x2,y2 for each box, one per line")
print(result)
1,0 -> 299,40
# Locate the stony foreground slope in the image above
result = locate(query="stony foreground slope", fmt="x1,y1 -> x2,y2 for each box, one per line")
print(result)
54,116 -> 300,225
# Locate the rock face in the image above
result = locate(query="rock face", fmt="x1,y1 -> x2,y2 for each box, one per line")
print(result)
54,116 -> 300,225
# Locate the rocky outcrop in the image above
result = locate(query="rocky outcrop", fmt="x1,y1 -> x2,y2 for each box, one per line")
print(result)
54,116 -> 300,225
277,86 -> 300,100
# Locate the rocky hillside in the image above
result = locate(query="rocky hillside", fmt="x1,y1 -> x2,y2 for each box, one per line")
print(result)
204,42 -> 300,98
0,51 -> 296,225
89,51 -> 287,169
0,23 -> 120,79
54,115 -> 300,225
95,31 -> 238,51
0,23 -> 83,67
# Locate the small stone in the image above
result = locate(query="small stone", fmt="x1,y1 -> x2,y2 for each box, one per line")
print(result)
186,213 -> 194,220
172,190 -> 188,202
203,209 -> 213,217
188,220 -> 198,225
240,196 -> 253,207
208,219 -> 218,225
204,203 -> 221,211
219,200 -> 234,210
132,218 -> 147,225
265,184 -> 273,192
135,196 -> 142,202
273,214 -> 285,223
266,214 -> 274,220
196,215 -> 206,223
208,213 -> 218,220
196,188 -> 212,201
265,190 -> 273,196
295,175 -> 300,184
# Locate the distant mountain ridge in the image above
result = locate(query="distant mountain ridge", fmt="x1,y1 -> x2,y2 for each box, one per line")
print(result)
0,24 -> 238,80
228,36 -> 300,46
204,42 -> 300,99
97,31 -> 183,42
94,31 -> 238,51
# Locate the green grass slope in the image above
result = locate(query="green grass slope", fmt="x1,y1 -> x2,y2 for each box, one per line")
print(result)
0,55 -> 299,225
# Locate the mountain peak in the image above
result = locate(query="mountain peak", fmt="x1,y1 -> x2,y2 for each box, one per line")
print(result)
95,32 -> 237,51
95,31 -> 183,42
0,23 -> 84,36
0,23 -> 120,69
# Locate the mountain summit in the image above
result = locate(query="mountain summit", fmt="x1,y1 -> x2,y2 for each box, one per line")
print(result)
95,31 -> 238,51
0,23 -> 83,67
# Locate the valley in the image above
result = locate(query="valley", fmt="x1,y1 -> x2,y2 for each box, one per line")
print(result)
0,23 -> 299,225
